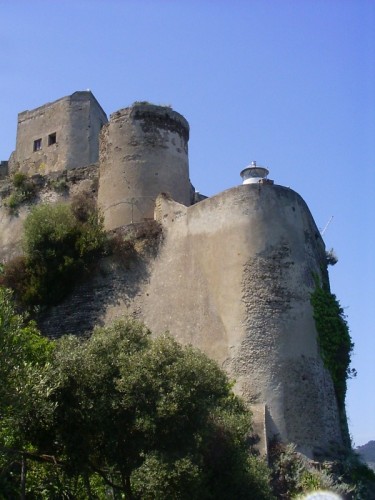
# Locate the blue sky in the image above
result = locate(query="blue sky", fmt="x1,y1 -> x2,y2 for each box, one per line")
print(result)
1,0 -> 374,446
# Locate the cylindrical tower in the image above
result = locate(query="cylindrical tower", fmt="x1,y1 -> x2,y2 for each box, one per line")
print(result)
142,172 -> 344,456
98,103 -> 191,230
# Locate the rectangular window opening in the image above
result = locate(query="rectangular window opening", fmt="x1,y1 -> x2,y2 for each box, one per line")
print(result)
48,132 -> 57,146
33,138 -> 42,152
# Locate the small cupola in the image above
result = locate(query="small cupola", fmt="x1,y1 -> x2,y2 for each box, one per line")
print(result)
240,161 -> 269,184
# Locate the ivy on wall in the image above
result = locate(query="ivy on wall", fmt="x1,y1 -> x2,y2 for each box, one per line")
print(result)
310,276 -> 355,411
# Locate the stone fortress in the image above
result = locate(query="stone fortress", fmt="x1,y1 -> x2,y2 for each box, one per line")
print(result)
0,91 -> 345,459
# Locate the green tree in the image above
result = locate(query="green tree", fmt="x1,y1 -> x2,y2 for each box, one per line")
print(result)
0,287 -> 52,407
0,287 -> 53,497
23,319 -> 273,499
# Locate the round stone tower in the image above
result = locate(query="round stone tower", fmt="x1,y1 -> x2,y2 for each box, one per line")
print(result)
98,103 -> 191,230
141,169 -> 345,456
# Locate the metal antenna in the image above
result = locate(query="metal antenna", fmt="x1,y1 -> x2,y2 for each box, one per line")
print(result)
321,216 -> 334,235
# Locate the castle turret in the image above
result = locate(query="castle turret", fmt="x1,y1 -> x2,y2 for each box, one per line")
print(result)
141,168 -> 344,456
98,103 -> 191,230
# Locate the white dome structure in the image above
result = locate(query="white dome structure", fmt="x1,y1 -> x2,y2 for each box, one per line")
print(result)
240,160 -> 269,184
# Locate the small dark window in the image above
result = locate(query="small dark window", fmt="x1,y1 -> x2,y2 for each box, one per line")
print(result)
48,133 -> 57,146
33,139 -> 42,151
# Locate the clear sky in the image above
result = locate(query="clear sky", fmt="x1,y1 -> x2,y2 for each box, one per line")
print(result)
1,0 -> 374,446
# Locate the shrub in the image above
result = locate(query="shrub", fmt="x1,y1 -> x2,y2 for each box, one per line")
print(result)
326,248 -> 338,266
70,191 -> 96,223
12,172 -> 28,189
310,277 -> 354,411
269,442 -> 353,497
2,198 -> 106,307
20,320 -> 273,499
3,191 -> 26,211
0,256 -> 29,301
49,178 -> 68,193
3,173 -> 36,214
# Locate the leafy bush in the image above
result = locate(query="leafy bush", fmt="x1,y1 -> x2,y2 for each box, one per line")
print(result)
3,191 -> 30,214
3,173 -> 36,214
12,172 -> 28,189
48,177 -> 68,193
0,287 -> 54,497
269,442 -> 353,498
310,277 -> 355,411
326,248 -> 338,266
1,196 -> 106,306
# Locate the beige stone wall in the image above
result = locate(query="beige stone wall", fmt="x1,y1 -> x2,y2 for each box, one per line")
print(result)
31,182 -> 343,455
139,184 -> 343,455
98,103 -> 191,230
11,92 -> 107,175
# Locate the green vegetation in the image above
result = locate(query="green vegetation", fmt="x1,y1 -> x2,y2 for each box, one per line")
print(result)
3,172 -> 36,214
0,298 -> 273,499
48,176 -> 68,193
0,192 -> 371,497
132,101 -> 172,108
0,288 -> 54,498
310,276 -> 355,411
269,441 -> 375,498
0,195 -> 106,307
1,288 -> 374,498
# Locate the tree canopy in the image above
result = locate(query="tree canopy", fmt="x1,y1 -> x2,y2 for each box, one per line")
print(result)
0,297 -> 272,499
1,288 -> 373,497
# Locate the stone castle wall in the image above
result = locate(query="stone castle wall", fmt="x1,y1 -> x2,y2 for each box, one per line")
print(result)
10,91 -> 107,176
98,103 -> 191,230
143,186 -> 342,455
0,93 -> 345,457
36,185 -> 343,456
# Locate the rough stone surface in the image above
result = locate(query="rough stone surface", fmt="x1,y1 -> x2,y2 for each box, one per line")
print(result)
10,91 -> 107,175
0,164 -> 99,261
138,185 -> 343,455
98,103 -> 191,230
37,184 -> 343,456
